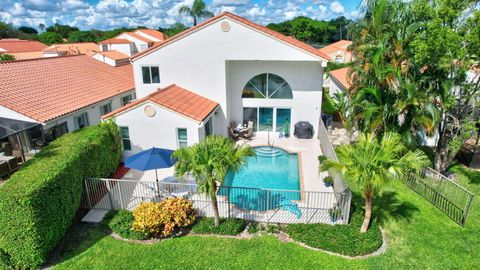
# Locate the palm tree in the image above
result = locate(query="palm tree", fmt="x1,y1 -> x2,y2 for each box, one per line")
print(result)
38,23 -> 45,32
347,0 -> 439,144
320,132 -> 429,233
173,135 -> 255,226
178,0 -> 214,26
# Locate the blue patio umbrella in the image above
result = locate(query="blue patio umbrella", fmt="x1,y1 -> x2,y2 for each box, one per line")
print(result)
125,147 -> 176,182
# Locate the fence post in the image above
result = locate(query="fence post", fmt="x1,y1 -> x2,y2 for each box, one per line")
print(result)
106,179 -> 114,209
84,178 -> 92,209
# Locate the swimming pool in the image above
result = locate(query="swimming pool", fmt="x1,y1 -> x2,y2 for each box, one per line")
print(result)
218,146 -> 301,212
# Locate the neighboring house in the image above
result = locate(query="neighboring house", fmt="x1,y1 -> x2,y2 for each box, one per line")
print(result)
329,67 -> 352,97
103,12 -> 330,157
0,55 -> 135,156
42,42 -> 98,57
319,40 -> 353,64
0,39 -> 47,60
98,29 -> 166,57
92,50 -> 130,66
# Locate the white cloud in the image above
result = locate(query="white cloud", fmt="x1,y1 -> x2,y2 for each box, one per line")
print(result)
212,0 -> 249,7
9,3 -> 26,16
247,5 -> 266,17
330,1 -> 345,14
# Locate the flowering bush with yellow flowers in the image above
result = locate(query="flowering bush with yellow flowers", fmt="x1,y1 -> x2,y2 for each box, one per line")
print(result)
132,198 -> 196,237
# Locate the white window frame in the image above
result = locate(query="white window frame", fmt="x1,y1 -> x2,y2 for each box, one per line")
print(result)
176,128 -> 188,148
100,102 -> 112,115
119,126 -> 132,151
141,66 -> 160,84
74,112 -> 89,130
101,44 -> 109,51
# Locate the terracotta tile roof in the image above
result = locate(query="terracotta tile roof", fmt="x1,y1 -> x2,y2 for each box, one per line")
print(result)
99,38 -> 133,44
6,51 -> 44,60
103,84 -> 218,122
132,12 -> 330,61
0,55 -> 134,123
42,42 -> 98,54
0,40 -> 47,53
135,29 -> 166,41
125,32 -> 154,43
319,40 -> 352,55
96,50 -> 130,60
329,67 -> 352,89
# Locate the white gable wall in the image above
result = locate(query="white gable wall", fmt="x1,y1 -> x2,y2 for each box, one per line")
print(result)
133,18 -> 325,136
111,101 -> 202,158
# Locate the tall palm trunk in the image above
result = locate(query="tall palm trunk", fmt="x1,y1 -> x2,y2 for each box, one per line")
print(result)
193,16 -> 197,26
361,191 -> 373,233
210,191 -> 220,226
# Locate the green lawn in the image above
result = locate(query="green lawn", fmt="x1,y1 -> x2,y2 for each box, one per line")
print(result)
50,165 -> 479,269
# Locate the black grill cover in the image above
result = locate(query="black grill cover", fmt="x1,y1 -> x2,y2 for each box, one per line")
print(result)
294,121 -> 314,139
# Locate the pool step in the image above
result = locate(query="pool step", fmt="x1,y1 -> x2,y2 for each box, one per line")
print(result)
255,147 -> 284,158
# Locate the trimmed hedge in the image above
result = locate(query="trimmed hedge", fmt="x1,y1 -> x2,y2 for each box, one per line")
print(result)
286,208 -> 383,256
0,122 -> 121,269
191,217 -> 246,235
102,210 -> 148,240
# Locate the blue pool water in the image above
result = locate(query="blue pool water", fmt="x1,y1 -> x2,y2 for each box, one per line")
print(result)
218,146 -> 301,212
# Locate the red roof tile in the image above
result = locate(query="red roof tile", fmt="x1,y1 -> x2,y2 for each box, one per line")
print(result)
132,12 -> 330,61
319,40 -> 352,55
42,42 -> 98,54
135,29 -> 166,41
329,67 -> 352,89
0,55 -> 134,123
96,50 -> 130,60
0,40 -> 47,53
125,32 -> 154,43
103,84 -> 218,122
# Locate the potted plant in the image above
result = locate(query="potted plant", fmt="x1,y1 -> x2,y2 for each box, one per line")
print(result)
323,176 -> 333,187
329,207 -> 342,222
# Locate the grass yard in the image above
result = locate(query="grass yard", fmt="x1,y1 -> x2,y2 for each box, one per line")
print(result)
49,164 -> 479,269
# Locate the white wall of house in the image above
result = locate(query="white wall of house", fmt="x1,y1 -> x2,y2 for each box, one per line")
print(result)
227,60 -> 323,136
328,77 -> 345,98
43,90 -> 135,132
132,17 -> 326,137
92,53 -> 117,66
111,101 -> 209,158
117,33 -> 150,55
107,43 -> 135,57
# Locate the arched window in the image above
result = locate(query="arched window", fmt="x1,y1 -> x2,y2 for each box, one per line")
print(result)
242,73 -> 293,99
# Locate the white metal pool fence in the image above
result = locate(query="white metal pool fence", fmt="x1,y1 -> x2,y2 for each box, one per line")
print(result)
80,178 -> 352,225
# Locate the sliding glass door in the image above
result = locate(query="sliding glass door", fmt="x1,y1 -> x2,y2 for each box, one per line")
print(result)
243,107 -> 257,131
258,107 -> 273,131
276,108 -> 291,133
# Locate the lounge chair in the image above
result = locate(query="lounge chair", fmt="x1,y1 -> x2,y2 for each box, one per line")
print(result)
228,127 -> 240,140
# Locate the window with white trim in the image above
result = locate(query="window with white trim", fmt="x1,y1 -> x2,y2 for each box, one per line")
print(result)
74,112 -> 89,130
176,128 -> 188,148
242,73 -> 293,99
100,102 -> 112,115
119,127 -> 132,151
101,44 -> 108,51
121,94 -> 133,106
142,66 -> 160,84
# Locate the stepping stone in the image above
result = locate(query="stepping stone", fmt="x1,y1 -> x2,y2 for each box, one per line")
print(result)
81,209 -> 109,223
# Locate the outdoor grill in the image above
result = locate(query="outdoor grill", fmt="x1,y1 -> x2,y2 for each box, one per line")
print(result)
294,121 -> 314,139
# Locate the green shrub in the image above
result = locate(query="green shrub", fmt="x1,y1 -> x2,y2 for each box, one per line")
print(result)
0,122 -> 120,269
102,210 -> 148,240
247,222 -> 259,234
192,218 -> 246,235
132,199 -> 196,237
286,208 -> 383,256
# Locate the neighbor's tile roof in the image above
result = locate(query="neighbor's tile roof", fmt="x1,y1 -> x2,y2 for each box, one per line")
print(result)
103,84 -> 218,122
135,29 -> 166,41
99,38 -> 133,44
0,55 -> 134,123
329,67 -> 352,89
0,39 -> 48,53
42,42 -> 98,54
125,32 -> 154,43
7,51 -> 44,60
319,40 -> 352,55
132,12 -> 330,61
96,50 -> 130,60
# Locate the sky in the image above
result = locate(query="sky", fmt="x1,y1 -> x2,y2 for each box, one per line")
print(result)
0,0 -> 362,31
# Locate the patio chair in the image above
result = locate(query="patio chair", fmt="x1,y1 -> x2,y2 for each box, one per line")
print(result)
228,127 -> 240,141
240,127 -> 254,140
247,121 -> 254,129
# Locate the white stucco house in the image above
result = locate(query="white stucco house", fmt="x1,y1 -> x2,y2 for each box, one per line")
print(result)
98,29 -> 166,57
103,12 -> 331,157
